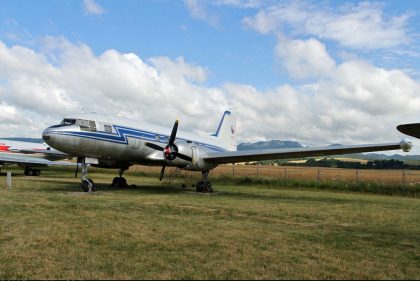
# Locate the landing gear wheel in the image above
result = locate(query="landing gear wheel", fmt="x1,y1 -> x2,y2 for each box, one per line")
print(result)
196,182 -> 203,192
24,168 -> 33,176
195,181 -> 213,193
81,178 -> 95,192
207,182 -> 213,193
119,177 -> 127,187
111,177 -> 119,187
33,169 -> 41,176
111,177 -> 128,187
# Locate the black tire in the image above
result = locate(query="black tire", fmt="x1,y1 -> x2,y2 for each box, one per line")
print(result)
34,169 -> 41,176
111,177 -> 120,187
120,177 -> 127,187
196,182 -> 203,192
81,179 -> 95,192
82,180 -> 89,192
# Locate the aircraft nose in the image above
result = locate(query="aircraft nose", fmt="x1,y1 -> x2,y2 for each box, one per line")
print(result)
42,127 -> 52,142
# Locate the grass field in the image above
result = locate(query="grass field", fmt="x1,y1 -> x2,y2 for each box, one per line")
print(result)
0,168 -> 419,279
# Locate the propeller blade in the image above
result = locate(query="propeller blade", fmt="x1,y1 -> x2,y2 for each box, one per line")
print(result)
168,120 -> 179,146
159,164 -> 166,181
176,153 -> 193,162
145,142 -> 165,151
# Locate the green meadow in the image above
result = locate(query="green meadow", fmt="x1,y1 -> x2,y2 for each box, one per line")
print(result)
0,168 -> 419,279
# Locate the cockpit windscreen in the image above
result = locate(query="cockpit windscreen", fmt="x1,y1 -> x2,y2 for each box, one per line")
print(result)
60,119 -> 77,126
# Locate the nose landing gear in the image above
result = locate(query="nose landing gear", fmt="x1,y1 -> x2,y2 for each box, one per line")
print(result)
81,178 -> 95,192
79,158 -> 95,192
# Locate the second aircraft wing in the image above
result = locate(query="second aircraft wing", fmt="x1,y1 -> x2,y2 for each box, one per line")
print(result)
0,152 -> 75,167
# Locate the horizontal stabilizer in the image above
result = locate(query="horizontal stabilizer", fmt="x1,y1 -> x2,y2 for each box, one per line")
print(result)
397,123 -> 420,139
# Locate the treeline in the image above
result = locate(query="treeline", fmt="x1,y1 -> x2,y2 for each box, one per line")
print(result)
248,158 -> 420,170
303,158 -> 411,169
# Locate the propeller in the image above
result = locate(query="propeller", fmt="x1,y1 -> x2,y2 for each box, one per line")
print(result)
145,120 -> 192,181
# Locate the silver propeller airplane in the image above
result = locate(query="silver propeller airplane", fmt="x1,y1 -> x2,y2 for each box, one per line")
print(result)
42,111 -> 412,192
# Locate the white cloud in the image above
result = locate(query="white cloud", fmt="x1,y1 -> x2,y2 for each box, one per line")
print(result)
184,0 -> 220,27
275,37 -> 336,79
83,0 -> 105,16
211,0 -> 263,8
0,37 -> 419,154
149,56 -> 208,84
243,1 -> 411,49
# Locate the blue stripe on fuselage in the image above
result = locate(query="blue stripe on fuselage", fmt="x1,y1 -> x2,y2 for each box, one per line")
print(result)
50,125 -> 227,152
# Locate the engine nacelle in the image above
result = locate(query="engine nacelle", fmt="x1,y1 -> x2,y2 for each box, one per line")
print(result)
172,142 -> 217,171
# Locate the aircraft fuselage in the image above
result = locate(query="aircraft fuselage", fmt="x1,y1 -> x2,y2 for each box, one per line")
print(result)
42,114 -> 226,171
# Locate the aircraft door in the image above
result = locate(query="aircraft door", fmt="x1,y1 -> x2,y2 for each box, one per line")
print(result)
191,146 -> 199,166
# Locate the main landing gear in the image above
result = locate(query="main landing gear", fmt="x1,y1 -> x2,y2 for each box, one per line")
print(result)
111,168 -> 128,188
195,171 -> 213,193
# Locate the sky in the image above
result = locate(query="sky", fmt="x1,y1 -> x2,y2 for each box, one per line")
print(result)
0,0 -> 420,154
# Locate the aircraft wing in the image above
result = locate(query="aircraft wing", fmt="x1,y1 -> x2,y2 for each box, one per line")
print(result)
0,152 -> 75,167
8,148 -> 71,160
203,141 -> 412,165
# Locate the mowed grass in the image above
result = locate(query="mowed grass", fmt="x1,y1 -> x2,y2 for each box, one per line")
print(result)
0,169 -> 419,279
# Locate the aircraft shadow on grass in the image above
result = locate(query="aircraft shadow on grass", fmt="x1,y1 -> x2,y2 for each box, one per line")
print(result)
46,181 -> 358,204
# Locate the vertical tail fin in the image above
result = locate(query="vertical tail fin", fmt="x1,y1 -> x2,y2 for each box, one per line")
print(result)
212,111 -> 237,151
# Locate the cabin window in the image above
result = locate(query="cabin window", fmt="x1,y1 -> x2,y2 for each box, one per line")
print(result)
89,120 -> 97,132
77,119 -> 97,132
104,125 -> 112,133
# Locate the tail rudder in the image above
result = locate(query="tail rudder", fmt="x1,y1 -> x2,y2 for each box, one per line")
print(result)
213,111 -> 237,151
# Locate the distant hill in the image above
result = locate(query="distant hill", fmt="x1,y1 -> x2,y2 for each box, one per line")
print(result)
238,140 -> 303,151
0,137 -> 44,143
348,153 -> 420,161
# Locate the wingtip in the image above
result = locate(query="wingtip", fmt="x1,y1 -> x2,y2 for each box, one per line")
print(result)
400,140 -> 413,153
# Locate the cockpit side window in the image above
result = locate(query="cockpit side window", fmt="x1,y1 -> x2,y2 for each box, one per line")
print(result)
60,119 -> 77,126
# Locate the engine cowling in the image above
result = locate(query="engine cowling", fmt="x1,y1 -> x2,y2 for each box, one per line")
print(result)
173,142 -> 217,171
